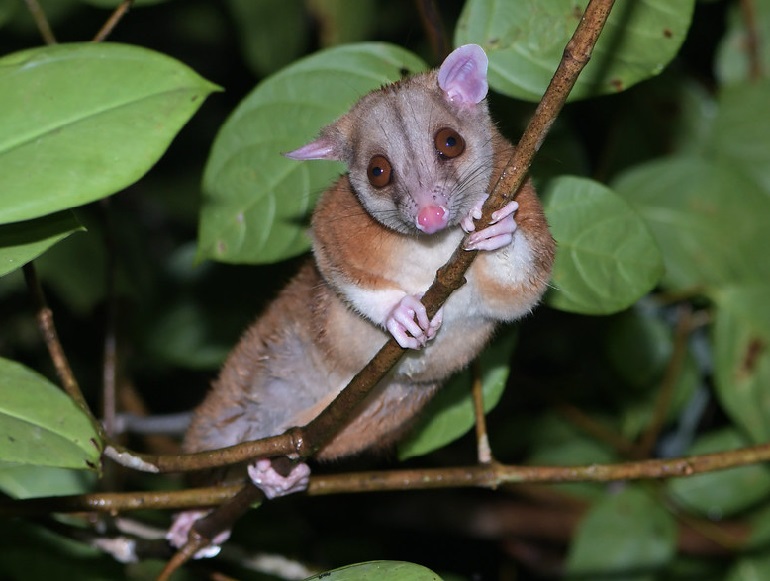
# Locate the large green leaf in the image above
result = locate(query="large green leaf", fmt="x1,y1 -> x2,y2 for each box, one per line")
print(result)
0,42 -> 219,224
198,43 -> 428,265
526,412 -> 617,501
307,0 -> 378,47
612,157 -> 770,292
0,0 -> 16,27
712,284 -> 770,444
716,1 -> 770,85
226,0 -> 308,76
456,0 -> 695,102
605,308 -> 698,441
542,176 -> 663,314
0,358 -> 101,470
304,561 -> 441,581
727,555 -> 770,581
80,0 -> 166,6
710,80 -> 770,195
725,507 -> 770,580
0,463 -> 94,499
667,428 -> 770,517
0,211 -> 82,277
566,486 -> 678,580
398,330 -> 516,460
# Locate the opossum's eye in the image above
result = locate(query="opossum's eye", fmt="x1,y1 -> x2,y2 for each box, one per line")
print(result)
367,155 -> 392,188
434,127 -> 465,159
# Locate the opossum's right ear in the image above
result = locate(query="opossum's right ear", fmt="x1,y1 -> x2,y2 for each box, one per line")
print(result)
438,44 -> 489,106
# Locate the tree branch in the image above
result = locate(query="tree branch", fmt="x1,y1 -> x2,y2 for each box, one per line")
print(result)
6,440 -> 770,516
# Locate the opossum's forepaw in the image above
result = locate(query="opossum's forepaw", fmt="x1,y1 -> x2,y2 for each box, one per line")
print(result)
463,197 -> 519,252
386,294 -> 443,350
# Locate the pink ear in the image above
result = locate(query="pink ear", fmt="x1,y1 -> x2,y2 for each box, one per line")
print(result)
284,136 -> 338,161
438,44 -> 489,106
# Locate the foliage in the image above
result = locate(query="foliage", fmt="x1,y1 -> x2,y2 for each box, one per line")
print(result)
0,0 -> 768,580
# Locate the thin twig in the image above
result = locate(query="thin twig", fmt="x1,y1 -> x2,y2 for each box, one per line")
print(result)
23,264 -> 77,399
635,305 -> 693,458
416,0 -> 450,62
93,0 -> 134,43
471,360 -> 492,463
23,0 -> 57,45
22,264 -> 101,433
739,0 -> 763,81
100,199 -> 119,439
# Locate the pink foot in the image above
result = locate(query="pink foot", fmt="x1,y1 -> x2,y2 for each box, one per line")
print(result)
167,510 -> 231,558
167,459 -> 310,557
385,294 -> 443,350
462,197 -> 519,252
247,458 -> 311,500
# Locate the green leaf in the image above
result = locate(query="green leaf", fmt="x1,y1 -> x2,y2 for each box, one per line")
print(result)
566,486 -> 678,580
712,284 -> 770,444
716,1 -> 770,85
0,0 -> 16,27
542,176 -> 664,314
605,308 -> 699,440
456,0 -> 695,102
398,330 -> 516,460
0,42 -> 220,224
667,428 -> 770,518
199,43 -> 428,265
144,299 -> 231,370
80,0 -> 166,6
0,463 -> 94,499
0,358 -> 101,470
710,79 -> 770,195
226,0 -> 308,76
726,554 -> 770,581
723,506 -> 770,581
307,0 -> 378,47
526,412 -> 617,501
612,157 -> 770,292
304,561 -> 442,581
0,211 -> 82,277
0,520 -> 123,581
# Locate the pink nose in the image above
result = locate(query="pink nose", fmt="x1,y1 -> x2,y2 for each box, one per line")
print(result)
416,205 -> 448,234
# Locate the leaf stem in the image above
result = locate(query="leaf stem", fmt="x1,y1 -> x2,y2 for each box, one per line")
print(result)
416,0 -> 450,62
635,305 -> 693,458
93,0 -> 134,43
739,0 -> 763,82
22,0 -> 57,45
471,360 -> 493,464
22,263 -> 104,441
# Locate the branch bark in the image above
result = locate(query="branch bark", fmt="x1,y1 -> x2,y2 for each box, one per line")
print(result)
7,439 -> 770,516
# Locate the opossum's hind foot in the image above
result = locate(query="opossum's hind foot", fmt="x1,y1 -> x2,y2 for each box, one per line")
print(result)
247,458 -> 311,499
167,459 -> 310,558
167,510 -> 231,558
